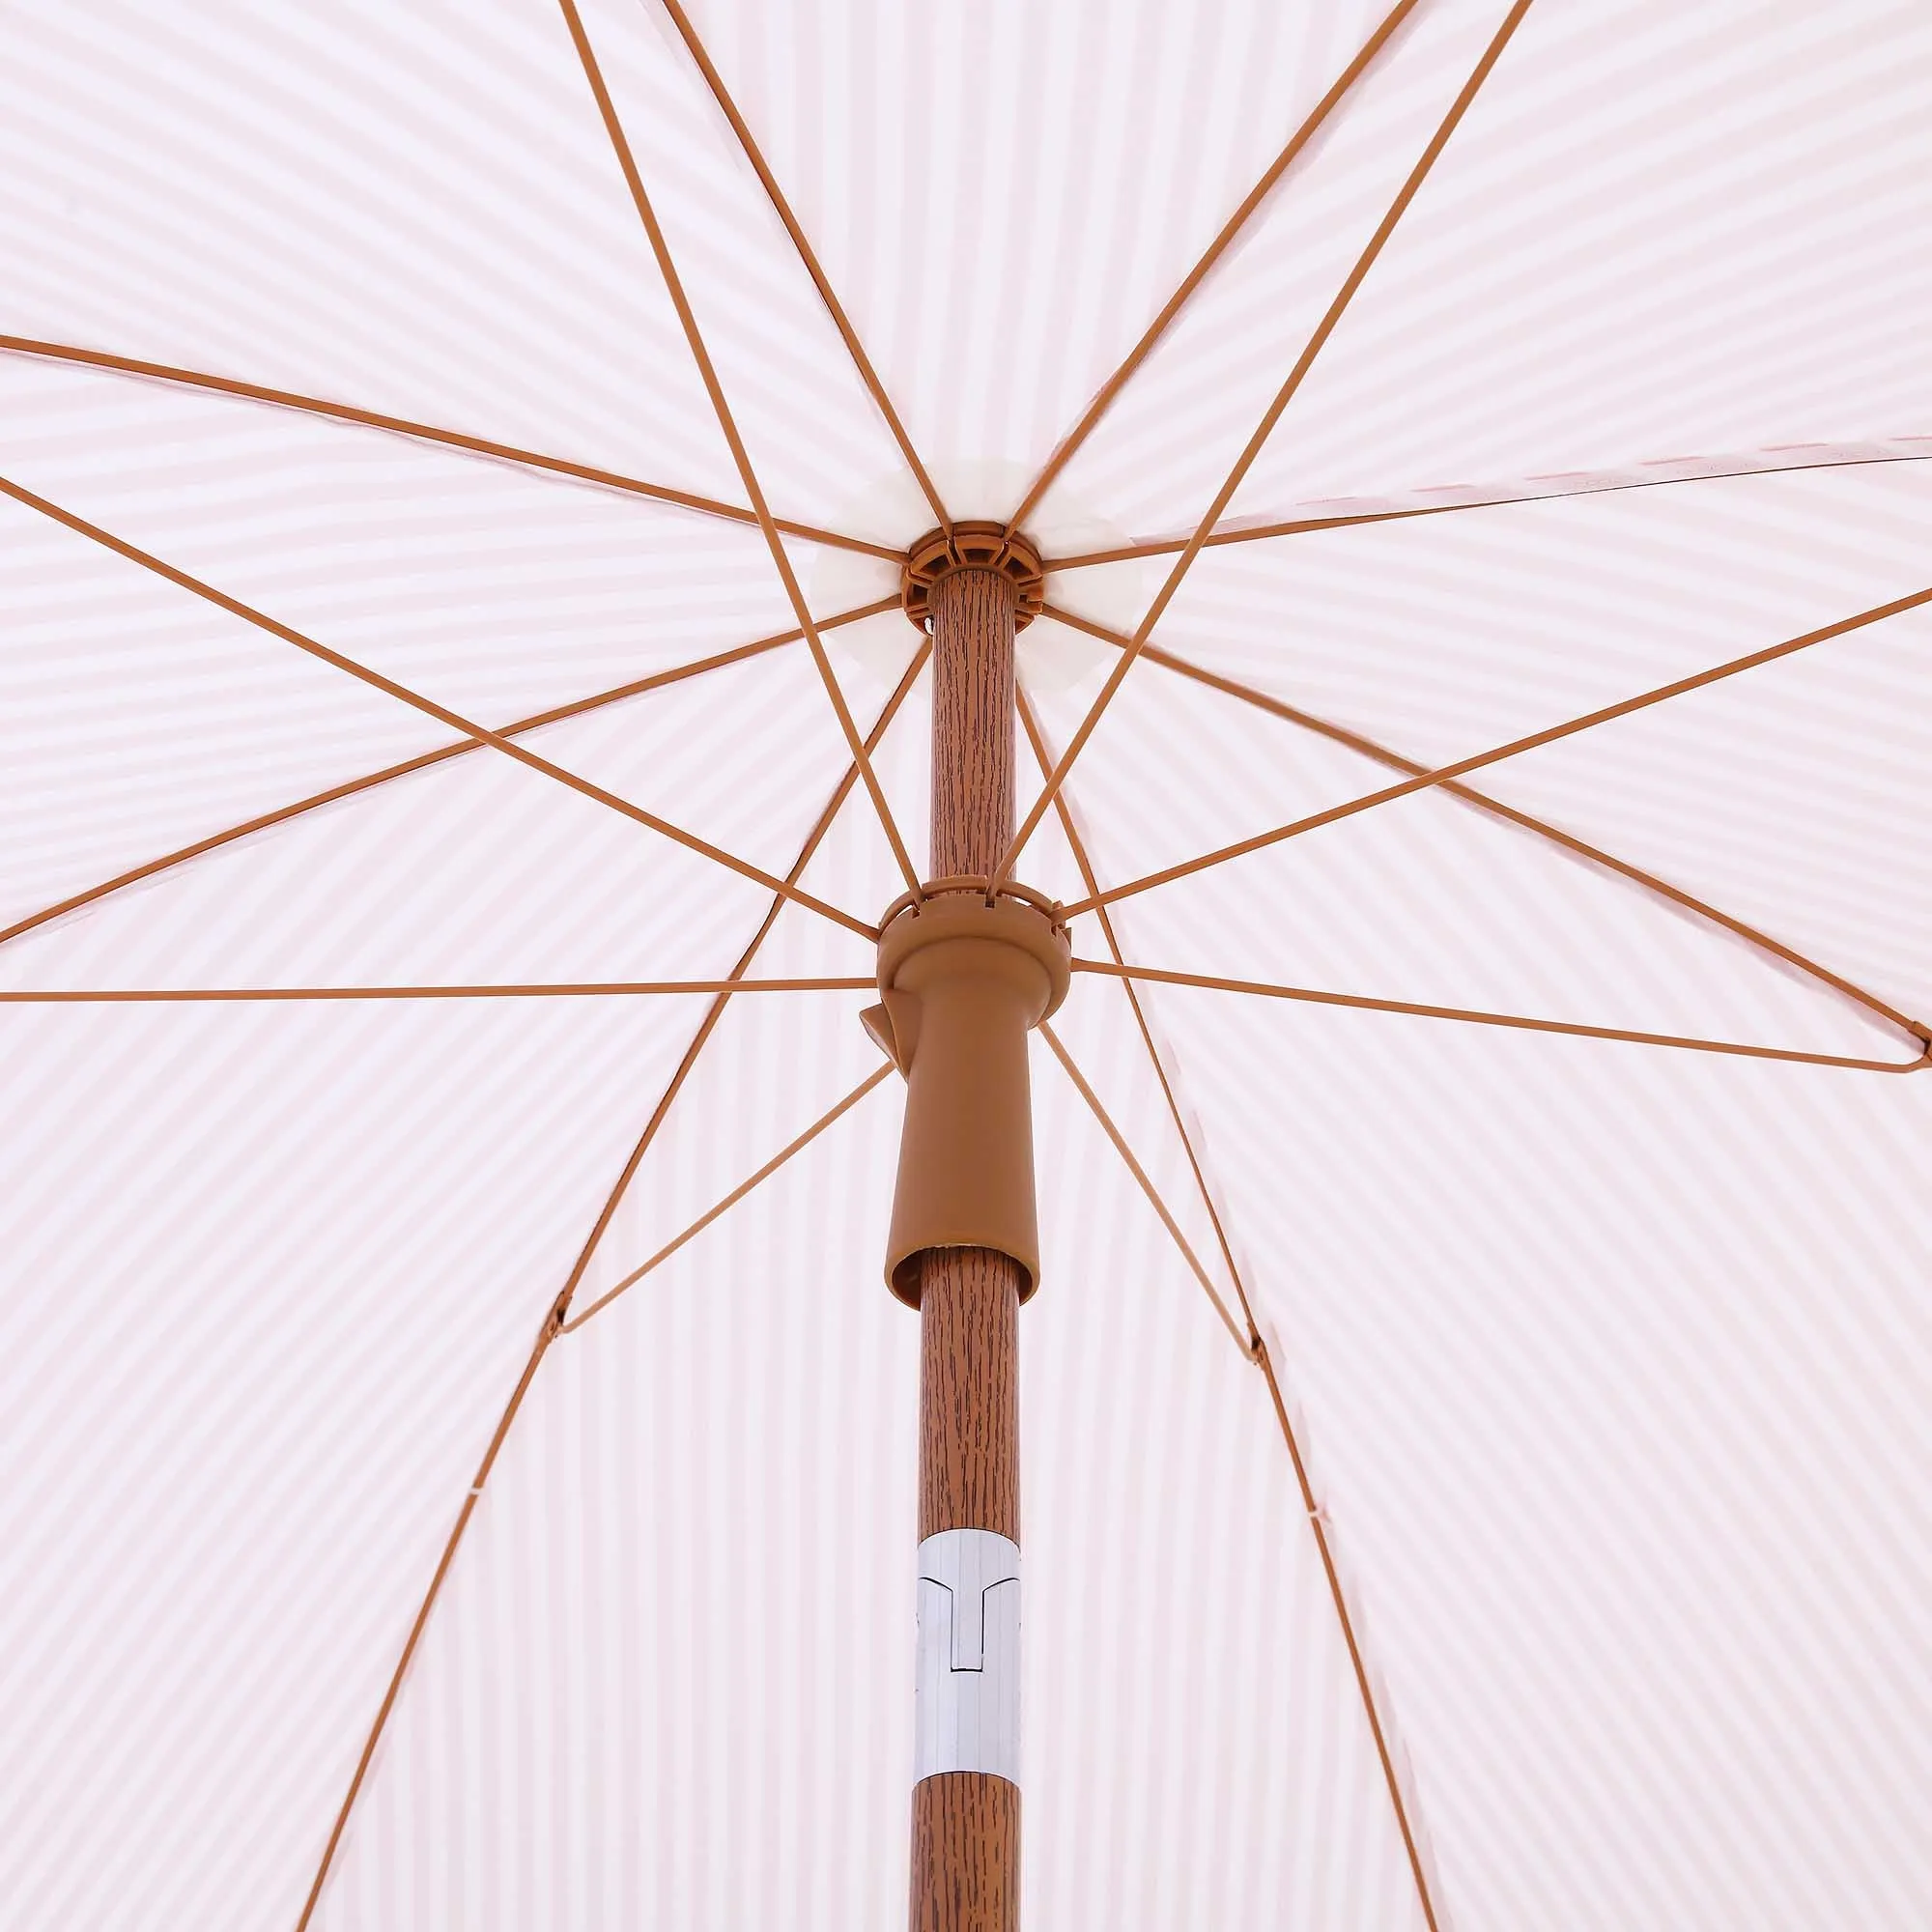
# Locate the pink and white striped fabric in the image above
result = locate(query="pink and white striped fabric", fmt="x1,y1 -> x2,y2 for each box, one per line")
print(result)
3,3 -> 1929,1926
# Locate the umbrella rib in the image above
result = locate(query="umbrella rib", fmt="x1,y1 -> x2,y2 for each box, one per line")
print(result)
292,1307 -> 557,1932
559,1062 -> 896,1334
1252,1334 -> 1444,1931
557,0 -> 924,901
0,471 -> 878,941
1056,583 -> 1932,924
0,335 -> 898,561
1018,700 -> 1449,1932
656,0 -> 952,536
1017,685 -> 1264,1352
0,980 -> 874,1004
1038,603 -> 1925,1041
1005,0 -> 1424,536
0,599 -> 896,956
539,636 -> 929,1336
290,643 -> 927,1928
1071,959 -> 1930,1071
1017,699 -> 1447,1932
1037,1021 -> 1248,1351
992,0 -> 1539,894
1042,446 -> 1932,569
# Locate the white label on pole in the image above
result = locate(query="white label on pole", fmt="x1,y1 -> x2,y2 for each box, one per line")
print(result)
913,1528 -> 1021,1784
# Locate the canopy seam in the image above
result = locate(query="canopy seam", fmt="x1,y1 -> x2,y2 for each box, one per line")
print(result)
1040,446 -> 1932,570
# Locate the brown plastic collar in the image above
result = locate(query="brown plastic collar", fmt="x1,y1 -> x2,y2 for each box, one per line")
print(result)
868,890 -> 1071,1065
866,889 -> 1071,1306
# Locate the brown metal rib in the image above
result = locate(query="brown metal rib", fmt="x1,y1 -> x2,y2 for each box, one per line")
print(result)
529,661 -> 914,1341
0,980 -> 872,1004
1016,687 -> 1260,1350
1038,603 -> 1925,1041
292,642 -> 929,1927
0,335 -> 897,561
1251,1334 -> 1442,1932
559,1063 -> 895,1334
656,0 -> 952,536
557,0 -> 923,900
1005,0 -> 1424,535
293,1304 -> 558,1932
1070,960 -> 1928,1071
1042,447 -> 1932,570
1016,695 -> 1445,1929
0,470 -> 878,941
1056,582 -> 1932,925
1037,1021 -> 1248,1350
993,0 -> 1538,894
544,635 -> 928,1325
0,600 -> 896,956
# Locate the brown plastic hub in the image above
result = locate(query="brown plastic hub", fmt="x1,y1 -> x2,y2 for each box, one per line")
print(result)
901,523 -> 1044,634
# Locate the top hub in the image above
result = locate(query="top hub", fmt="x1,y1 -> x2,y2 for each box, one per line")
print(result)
900,522 -> 1044,633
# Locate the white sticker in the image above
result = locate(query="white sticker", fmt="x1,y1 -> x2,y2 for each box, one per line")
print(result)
913,1528 -> 1021,1784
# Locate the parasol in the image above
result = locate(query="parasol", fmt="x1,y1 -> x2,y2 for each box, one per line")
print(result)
3,2 -> 1930,1926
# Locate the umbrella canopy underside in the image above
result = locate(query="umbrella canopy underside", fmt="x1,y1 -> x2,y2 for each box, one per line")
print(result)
3,2 -> 1930,1927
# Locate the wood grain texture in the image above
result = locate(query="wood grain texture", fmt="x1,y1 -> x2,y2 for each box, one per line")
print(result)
929,567 -> 1017,881
919,553 -> 1023,1545
918,1245 -> 1022,1541
914,554 -> 1025,1923
910,1774 -> 1021,1932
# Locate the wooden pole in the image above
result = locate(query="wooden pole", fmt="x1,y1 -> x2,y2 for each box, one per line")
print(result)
911,562 -> 1024,1931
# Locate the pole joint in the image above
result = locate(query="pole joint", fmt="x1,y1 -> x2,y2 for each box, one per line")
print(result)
864,888 -> 1071,1306
901,523 -> 1044,633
